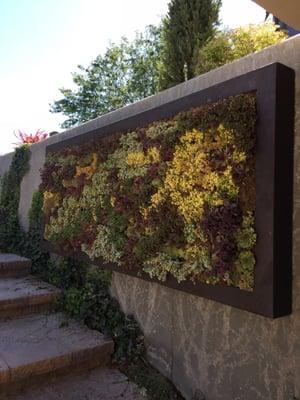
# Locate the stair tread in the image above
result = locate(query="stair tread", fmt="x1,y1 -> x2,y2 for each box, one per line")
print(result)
0,276 -> 60,306
2,367 -> 144,400
0,275 -> 60,304
0,313 -> 114,384
0,254 -> 30,264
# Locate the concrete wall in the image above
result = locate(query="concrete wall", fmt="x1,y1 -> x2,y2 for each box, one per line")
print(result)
1,35 -> 300,400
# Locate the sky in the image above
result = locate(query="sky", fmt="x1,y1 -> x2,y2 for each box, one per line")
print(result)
0,0 -> 265,155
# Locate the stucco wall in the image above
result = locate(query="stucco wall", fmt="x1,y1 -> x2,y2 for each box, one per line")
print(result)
112,37 -> 300,400
1,35 -> 299,400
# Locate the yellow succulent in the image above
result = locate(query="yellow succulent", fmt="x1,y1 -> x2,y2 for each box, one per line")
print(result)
75,153 -> 98,179
43,191 -> 60,215
126,151 -> 145,167
126,146 -> 160,167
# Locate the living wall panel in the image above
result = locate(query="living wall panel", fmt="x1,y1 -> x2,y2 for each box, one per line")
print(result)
41,62 -> 294,318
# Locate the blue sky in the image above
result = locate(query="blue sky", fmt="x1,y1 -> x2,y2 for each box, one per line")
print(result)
0,0 -> 265,154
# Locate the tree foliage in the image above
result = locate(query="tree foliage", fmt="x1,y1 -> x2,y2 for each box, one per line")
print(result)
50,25 -> 162,128
159,0 -> 221,89
196,22 -> 287,75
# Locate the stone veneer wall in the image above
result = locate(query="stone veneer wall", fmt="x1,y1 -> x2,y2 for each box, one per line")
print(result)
1,35 -> 299,400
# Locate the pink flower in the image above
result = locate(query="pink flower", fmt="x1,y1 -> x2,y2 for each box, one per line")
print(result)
14,129 -> 48,145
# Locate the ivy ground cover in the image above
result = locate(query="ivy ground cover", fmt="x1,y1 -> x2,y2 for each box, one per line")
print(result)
41,93 -> 257,291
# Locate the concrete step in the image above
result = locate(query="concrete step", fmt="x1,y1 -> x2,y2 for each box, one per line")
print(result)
0,313 -> 114,390
0,254 -> 31,278
0,276 -> 61,318
1,367 -> 145,399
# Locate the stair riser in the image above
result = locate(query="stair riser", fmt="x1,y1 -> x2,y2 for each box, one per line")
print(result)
0,265 -> 31,278
0,302 -> 59,319
0,255 -> 31,279
0,342 -> 113,393
0,293 -> 60,318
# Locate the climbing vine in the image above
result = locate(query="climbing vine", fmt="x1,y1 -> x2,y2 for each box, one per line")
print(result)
21,190 -> 50,274
0,145 -> 30,253
41,93 -> 257,291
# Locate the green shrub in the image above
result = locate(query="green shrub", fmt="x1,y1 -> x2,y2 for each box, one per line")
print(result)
0,145 -> 30,253
196,22 -> 287,75
123,360 -> 182,399
63,267 -> 145,363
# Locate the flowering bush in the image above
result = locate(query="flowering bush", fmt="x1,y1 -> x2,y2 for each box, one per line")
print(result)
14,129 -> 48,145
41,93 -> 257,290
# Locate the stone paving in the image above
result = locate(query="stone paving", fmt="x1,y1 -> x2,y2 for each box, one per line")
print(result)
0,253 -> 146,399
0,312 -> 113,384
2,367 -> 146,400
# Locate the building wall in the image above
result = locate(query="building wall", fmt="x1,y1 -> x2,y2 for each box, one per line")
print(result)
1,35 -> 300,400
253,0 -> 300,30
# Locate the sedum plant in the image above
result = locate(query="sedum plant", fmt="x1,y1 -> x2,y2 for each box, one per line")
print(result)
41,93 -> 257,291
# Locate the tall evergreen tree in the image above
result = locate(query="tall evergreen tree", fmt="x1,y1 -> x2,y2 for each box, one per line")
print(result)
159,0 -> 221,89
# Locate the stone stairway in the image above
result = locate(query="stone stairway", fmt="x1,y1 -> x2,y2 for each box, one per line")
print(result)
0,253 -> 118,397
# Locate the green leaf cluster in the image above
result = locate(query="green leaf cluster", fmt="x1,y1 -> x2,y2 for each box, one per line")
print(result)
62,268 -> 144,363
50,25 -> 162,129
196,22 -> 287,75
34,252 -> 144,363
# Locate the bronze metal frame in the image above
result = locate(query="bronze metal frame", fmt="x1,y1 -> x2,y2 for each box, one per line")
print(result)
42,62 -> 295,318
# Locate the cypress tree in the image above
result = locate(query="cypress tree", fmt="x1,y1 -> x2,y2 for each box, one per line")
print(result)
159,0 -> 221,89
